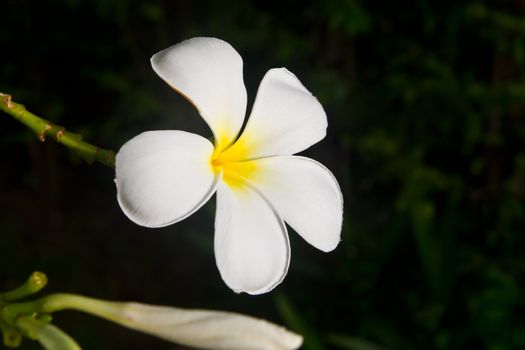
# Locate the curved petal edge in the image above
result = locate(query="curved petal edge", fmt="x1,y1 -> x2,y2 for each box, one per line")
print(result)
221,67 -> 327,160
214,179 -> 290,295
115,130 -> 219,228
242,156 -> 343,252
151,37 -> 247,149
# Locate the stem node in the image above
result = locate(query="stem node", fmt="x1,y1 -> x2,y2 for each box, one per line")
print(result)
0,93 -> 116,168
0,93 -> 14,109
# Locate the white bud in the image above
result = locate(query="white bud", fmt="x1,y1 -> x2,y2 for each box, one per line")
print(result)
111,302 -> 303,350
50,295 -> 303,350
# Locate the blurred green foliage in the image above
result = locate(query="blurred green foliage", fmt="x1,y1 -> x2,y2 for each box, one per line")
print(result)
1,0 -> 525,349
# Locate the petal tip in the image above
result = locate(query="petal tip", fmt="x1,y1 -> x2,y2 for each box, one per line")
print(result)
226,278 -> 283,296
287,334 -> 304,350
319,237 -> 341,253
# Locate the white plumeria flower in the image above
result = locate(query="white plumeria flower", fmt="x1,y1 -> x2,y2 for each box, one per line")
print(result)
115,37 -> 343,295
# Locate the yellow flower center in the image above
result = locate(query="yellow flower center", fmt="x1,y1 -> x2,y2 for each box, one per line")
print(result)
211,136 -> 257,189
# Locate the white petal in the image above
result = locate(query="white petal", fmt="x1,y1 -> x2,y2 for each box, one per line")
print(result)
220,68 -> 327,161
115,130 -> 218,228
214,180 -> 290,295
151,37 -> 247,148
248,156 -> 343,252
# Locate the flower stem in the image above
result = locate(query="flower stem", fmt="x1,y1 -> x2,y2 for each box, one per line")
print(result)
16,316 -> 82,350
2,294 -> 129,326
0,272 -> 47,302
0,93 -> 115,168
38,294 -> 124,322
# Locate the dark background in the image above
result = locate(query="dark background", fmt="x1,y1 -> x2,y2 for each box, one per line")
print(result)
1,0 -> 525,349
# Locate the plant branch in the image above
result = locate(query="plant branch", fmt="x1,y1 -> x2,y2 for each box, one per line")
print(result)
0,93 -> 115,168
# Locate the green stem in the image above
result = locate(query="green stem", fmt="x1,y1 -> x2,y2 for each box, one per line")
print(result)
16,316 -> 81,350
0,272 -> 47,302
3,294 -> 127,327
0,93 -> 115,168
38,294 -> 125,323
